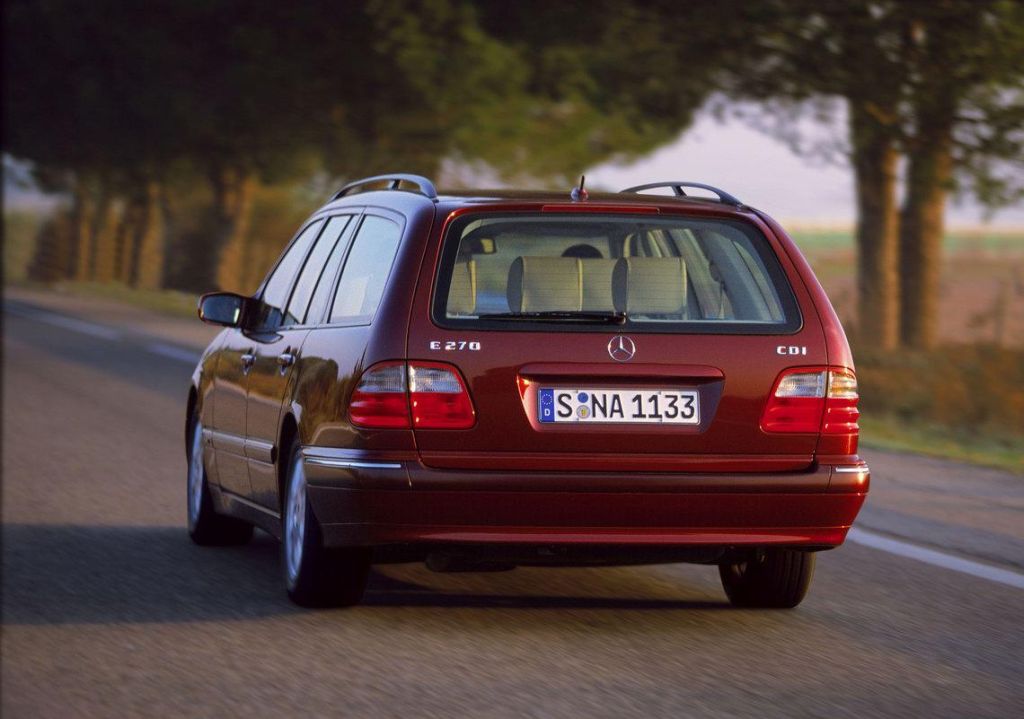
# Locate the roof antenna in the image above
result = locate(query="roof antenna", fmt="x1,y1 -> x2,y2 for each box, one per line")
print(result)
570,174 -> 588,202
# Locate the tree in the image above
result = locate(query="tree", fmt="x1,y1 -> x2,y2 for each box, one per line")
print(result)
715,0 -> 1024,349
710,2 -> 908,349
4,0 -> 729,291
897,1 -> 1024,348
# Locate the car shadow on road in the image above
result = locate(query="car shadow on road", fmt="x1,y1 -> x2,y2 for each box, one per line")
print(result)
363,570 -> 727,610
2,523 -> 726,625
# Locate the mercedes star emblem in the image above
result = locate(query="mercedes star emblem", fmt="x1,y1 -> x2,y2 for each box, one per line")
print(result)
608,335 -> 636,362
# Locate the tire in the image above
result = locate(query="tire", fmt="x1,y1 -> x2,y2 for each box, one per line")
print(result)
282,443 -> 371,608
718,549 -> 815,609
187,417 -> 253,546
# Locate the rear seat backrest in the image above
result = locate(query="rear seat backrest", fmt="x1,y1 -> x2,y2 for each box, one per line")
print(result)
579,259 -> 618,312
507,256 -> 582,312
613,257 -> 688,316
447,259 -> 477,315
470,254 -> 514,313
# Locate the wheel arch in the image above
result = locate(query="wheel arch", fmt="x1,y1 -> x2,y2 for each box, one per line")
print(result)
185,385 -> 199,452
277,412 -> 299,513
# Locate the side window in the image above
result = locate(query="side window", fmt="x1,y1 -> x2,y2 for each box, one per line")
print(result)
284,215 -> 352,326
306,215 -> 358,325
255,219 -> 324,330
329,215 -> 402,324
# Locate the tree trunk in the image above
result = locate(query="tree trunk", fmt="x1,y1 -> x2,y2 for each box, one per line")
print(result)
133,181 -> 165,290
72,180 -> 96,281
90,193 -> 122,283
849,102 -> 901,350
899,124 -> 952,349
114,197 -> 138,285
27,212 -> 75,282
211,167 -> 255,294
157,183 -> 177,290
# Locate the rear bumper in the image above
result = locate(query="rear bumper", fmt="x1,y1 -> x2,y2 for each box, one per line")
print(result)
302,449 -> 869,550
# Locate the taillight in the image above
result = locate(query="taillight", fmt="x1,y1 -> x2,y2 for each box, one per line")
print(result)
349,362 -> 411,428
349,361 -> 475,430
761,367 -> 859,434
823,368 -> 859,434
409,362 -> 476,429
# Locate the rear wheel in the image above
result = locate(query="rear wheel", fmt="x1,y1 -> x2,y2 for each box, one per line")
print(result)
187,418 -> 253,546
282,444 -> 371,607
718,549 -> 815,608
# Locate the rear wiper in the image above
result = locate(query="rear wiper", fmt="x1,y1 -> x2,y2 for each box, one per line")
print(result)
476,311 -> 627,325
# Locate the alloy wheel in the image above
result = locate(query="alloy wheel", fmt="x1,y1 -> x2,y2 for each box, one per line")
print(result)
285,455 -> 307,585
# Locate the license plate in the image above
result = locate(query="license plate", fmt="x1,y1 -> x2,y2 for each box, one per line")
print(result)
537,388 -> 700,424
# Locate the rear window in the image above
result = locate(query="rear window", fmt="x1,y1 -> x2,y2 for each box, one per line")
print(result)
433,214 -> 801,333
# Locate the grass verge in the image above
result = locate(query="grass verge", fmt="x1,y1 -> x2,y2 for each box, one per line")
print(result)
9,280 -> 199,319
860,415 -> 1024,474
56,281 -> 198,318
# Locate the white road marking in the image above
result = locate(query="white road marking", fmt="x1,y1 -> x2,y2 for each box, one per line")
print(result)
847,528 -> 1024,590
5,303 -> 122,340
145,342 -> 200,364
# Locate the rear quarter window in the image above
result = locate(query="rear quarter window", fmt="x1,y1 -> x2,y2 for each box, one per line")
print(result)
433,213 -> 801,334
329,215 -> 402,325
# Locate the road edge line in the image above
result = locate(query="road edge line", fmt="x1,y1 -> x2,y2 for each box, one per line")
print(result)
847,527 -> 1024,590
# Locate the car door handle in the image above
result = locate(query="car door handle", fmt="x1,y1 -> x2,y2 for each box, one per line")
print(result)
277,353 -> 296,372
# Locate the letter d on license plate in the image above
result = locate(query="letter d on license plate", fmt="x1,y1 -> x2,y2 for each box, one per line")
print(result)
538,388 -> 699,425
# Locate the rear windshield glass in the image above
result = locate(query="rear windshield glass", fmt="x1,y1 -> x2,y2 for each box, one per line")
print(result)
434,214 -> 800,333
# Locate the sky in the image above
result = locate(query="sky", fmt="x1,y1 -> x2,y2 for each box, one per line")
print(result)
586,105 -> 1024,229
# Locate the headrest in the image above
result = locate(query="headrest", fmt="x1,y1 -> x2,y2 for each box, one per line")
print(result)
507,256 -> 582,312
447,259 -> 477,315
613,257 -> 687,315
580,259 -> 618,312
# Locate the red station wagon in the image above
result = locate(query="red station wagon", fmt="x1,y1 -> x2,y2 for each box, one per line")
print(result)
188,174 -> 869,608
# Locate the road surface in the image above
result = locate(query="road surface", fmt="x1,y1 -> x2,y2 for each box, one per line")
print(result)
3,290 -> 1022,718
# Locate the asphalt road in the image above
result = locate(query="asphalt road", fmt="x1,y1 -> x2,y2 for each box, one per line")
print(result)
3,293 -> 1023,718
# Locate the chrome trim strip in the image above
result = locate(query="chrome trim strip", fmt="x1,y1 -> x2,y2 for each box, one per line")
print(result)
204,428 -> 246,454
834,465 -> 869,474
244,437 -> 275,464
219,488 -> 281,518
304,457 -> 403,470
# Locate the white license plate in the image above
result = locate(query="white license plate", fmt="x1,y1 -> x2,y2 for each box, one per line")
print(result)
538,388 -> 700,424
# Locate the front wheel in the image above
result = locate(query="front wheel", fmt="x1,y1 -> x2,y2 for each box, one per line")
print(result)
719,549 -> 815,608
282,444 -> 371,607
187,418 -> 253,546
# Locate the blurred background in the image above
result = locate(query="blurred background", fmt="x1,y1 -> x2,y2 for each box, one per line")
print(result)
3,3 -> 1024,716
6,0 -> 1022,469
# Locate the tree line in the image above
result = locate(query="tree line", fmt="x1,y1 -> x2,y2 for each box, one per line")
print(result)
5,0 -> 1022,349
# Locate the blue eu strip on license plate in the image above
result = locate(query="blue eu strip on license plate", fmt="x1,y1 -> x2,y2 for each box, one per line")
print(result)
538,388 -> 555,422
538,387 -> 700,425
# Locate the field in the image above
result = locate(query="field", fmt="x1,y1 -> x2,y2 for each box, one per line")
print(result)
791,228 -> 1024,348
788,228 -> 1024,471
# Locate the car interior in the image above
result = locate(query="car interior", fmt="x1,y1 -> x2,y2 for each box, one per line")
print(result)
446,219 -> 786,323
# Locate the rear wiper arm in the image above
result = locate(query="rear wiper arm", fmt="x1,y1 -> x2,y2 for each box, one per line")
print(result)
476,311 -> 627,325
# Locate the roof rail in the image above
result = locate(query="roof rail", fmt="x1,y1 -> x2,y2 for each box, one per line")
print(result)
620,181 -> 743,207
331,173 -> 438,201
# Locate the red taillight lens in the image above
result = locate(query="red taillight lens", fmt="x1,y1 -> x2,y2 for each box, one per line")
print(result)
349,361 -> 475,430
409,362 -> 476,429
761,367 -> 859,435
823,368 -> 859,434
349,362 -> 411,428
